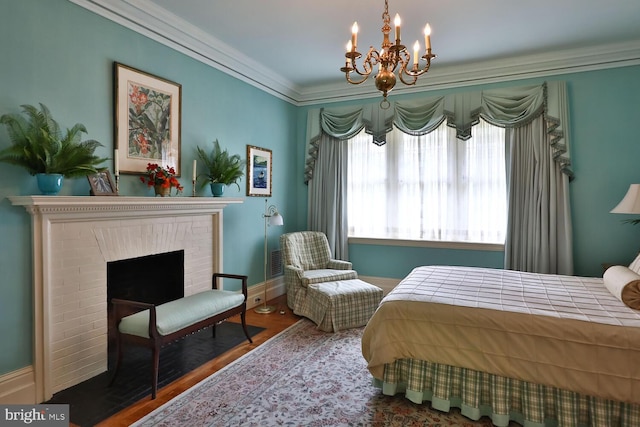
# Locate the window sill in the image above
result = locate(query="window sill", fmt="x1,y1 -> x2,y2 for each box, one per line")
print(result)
348,237 -> 504,252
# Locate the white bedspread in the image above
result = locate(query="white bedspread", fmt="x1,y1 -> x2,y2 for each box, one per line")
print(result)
361,265 -> 640,405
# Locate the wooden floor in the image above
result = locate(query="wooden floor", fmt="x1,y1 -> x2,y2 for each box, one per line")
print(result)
87,294 -> 300,427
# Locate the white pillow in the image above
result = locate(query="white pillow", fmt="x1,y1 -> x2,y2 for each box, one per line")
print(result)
629,252 -> 640,275
603,265 -> 640,309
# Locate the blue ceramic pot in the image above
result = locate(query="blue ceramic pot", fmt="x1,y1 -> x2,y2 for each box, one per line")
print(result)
210,183 -> 225,197
36,173 -> 64,195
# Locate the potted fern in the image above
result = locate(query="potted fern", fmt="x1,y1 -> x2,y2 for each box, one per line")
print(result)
0,103 -> 108,195
196,139 -> 245,196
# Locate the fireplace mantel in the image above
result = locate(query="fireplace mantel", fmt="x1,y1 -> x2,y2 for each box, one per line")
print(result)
10,196 -> 243,216
9,195 -> 243,402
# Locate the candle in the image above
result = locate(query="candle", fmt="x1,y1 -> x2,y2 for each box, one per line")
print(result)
113,149 -> 119,176
394,14 -> 401,42
413,41 -> 420,66
424,24 -> 431,50
192,159 -> 197,181
351,22 -> 358,50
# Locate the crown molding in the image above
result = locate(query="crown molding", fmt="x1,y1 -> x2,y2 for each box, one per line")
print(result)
70,0 -> 640,106
69,0 -> 304,104
298,40 -> 640,105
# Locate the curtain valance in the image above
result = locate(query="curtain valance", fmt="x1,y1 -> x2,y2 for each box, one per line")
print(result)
304,81 -> 572,183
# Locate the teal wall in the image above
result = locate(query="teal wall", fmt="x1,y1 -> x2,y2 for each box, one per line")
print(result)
297,66 -> 640,280
0,0 -> 300,374
1,0 -> 640,378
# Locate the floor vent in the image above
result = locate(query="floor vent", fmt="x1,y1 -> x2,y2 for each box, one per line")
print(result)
270,249 -> 283,277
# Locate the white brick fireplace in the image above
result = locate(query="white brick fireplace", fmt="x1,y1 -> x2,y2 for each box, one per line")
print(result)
9,196 -> 242,402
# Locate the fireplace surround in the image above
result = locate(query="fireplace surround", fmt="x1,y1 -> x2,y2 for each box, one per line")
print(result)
9,196 -> 242,402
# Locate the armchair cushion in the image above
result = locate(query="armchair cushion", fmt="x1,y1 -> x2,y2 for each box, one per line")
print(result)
300,268 -> 358,286
327,259 -> 353,270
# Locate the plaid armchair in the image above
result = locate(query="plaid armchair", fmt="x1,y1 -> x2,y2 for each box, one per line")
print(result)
280,231 -> 358,312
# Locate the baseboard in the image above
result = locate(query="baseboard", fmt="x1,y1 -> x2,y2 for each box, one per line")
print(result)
0,366 -> 36,404
248,276 -> 286,310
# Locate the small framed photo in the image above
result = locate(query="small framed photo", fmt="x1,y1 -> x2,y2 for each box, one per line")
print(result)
247,145 -> 272,197
114,62 -> 182,176
87,170 -> 118,196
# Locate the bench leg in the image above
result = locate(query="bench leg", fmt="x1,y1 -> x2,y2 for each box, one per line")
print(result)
241,309 -> 253,343
151,346 -> 160,399
108,334 -> 123,387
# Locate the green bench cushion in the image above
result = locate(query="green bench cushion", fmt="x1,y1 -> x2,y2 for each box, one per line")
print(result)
118,290 -> 245,338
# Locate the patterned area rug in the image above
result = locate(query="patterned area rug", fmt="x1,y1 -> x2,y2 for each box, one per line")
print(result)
132,319 -> 497,426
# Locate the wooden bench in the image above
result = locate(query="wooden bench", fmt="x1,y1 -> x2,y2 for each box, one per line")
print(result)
109,273 -> 252,399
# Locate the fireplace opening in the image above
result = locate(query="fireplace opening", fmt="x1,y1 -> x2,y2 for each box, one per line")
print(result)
107,250 -> 185,353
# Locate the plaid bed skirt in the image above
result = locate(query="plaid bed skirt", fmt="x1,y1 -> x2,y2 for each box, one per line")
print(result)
377,359 -> 640,427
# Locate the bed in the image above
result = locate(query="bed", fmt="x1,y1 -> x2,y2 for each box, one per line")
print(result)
361,265 -> 640,426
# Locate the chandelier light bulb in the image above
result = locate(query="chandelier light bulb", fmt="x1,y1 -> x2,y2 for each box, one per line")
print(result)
394,14 -> 401,41
424,24 -> 432,49
351,22 -> 358,48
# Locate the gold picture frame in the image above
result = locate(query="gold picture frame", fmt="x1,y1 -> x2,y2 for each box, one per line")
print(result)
246,145 -> 272,197
114,62 -> 182,176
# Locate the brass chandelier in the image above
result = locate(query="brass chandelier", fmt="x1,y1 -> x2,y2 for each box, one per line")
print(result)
340,0 -> 436,107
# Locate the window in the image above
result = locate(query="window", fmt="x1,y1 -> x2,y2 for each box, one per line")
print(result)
347,119 -> 506,244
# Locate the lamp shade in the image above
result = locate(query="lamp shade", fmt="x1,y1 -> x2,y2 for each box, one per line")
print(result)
269,212 -> 284,226
611,184 -> 640,214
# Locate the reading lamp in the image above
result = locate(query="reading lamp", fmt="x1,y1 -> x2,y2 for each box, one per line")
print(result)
611,184 -> 640,224
255,199 -> 284,314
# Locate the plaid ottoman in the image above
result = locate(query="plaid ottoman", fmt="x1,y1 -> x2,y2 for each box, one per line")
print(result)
305,279 -> 383,332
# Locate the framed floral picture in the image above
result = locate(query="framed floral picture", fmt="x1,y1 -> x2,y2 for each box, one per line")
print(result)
114,62 -> 182,176
246,145 -> 272,197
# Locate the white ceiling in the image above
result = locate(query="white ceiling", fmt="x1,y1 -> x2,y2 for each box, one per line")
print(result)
74,0 -> 640,105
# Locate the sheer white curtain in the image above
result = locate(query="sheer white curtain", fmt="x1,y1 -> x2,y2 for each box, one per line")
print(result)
348,120 -> 506,243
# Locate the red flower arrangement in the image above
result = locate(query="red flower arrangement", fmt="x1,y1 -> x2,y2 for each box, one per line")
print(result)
140,163 -> 183,194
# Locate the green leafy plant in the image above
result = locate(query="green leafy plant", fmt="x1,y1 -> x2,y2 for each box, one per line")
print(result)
0,103 -> 108,178
196,139 -> 245,190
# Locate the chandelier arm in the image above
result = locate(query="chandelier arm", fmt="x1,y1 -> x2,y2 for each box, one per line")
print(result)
389,47 -> 409,74
345,73 -> 372,85
348,48 -> 375,77
402,55 -> 434,78
398,67 -> 420,85
351,61 -> 373,77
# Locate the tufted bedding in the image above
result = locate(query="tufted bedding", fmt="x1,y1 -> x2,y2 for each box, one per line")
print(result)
362,265 -> 640,407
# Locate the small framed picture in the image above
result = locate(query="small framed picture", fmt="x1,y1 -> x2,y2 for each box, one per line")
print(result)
87,170 -> 118,196
114,62 -> 182,176
246,145 -> 272,197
